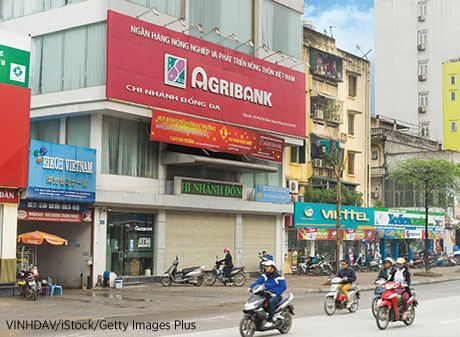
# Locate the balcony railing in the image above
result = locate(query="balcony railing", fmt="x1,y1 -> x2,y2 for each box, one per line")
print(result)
371,166 -> 387,177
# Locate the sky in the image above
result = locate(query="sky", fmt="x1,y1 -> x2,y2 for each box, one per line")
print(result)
304,0 -> 375,112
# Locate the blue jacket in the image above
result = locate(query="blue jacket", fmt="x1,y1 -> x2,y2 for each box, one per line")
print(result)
250,270 -> 286,296
335,267 -> 357,284
265,254 -> 274,260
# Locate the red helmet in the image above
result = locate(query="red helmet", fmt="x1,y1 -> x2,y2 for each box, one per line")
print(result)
224,248 -> 229,253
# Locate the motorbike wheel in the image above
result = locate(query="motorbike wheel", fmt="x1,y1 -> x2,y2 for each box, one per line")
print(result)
348,296 -> 359,313
32,290 -> 37,301
239,316 -> 256,337
203,271 -> 217,286
376,306 -> 390,330
371,265 -> 380,272
454,256 -> 460,265
324,297 -> 336,316
233,273 -> 246,287
278,312 -> 292,334
404,304 -> 416,326
193,276 -> 203,287
160,276 -> 173,287
25,288 -> 33,299
312,267 -> 322,276
371,298 -> 379,318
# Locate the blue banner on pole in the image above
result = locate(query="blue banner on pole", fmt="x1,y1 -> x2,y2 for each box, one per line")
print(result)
27,140 -> 96,203
254,185 -> 290,203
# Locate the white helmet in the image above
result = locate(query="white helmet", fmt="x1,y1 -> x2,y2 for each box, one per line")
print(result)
264,260 -> 276,267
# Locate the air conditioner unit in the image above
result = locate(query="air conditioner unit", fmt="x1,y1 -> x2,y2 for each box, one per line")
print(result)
297,194 -> 305,202
418,15 -> 425,22
312,159 -> 323,167
290,194 -> 298,203
314,110 -> 324,119
371,192 -> 379,199
417,44 -> 426,51
418,74 -> 426,81
289,180 -> 299,194
418,106 -> 427,113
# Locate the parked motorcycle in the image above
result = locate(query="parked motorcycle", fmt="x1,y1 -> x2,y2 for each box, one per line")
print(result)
375,281 -> 418,330
239,284 -> 294,337
204,256 -> 247,287
296,255 -> 327,275
371,279 -> 387,317
161,256 -> 205,287
351,253 -> 368,272
18,270 -> 39,301
324,277 -> 360,315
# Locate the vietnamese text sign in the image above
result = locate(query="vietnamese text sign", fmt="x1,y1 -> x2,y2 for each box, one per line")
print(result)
297,227 -> 375,241
151,110 -> 284,162
374,208 -> 444,231
0,44 -> 30,88
0,188 -> 19,204
254,184 -> 290,203
177,177 -> 243,199
27,140 -> 96,203
17,209 -> 82,223
294,202 -> 375,229
107,11 -> 306,137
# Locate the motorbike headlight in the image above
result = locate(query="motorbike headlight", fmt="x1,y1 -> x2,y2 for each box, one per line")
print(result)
244,302 -> 257,311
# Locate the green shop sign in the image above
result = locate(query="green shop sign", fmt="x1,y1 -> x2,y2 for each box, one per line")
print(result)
181,179 -> 244,199
0,44 -> 30,88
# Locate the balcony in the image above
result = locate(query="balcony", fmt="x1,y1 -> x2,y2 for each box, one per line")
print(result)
371,166 -> 386,177
311,95 -> 343,125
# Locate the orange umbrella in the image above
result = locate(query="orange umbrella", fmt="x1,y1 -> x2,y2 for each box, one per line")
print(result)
17,231 -> 68,246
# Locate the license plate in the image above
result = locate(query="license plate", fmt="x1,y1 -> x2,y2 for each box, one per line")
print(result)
29,280 -> 36,286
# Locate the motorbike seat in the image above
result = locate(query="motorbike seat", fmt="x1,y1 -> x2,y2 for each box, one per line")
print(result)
277,293 -> 291,307
351,284 -> 358,291
181,267 -> 200,274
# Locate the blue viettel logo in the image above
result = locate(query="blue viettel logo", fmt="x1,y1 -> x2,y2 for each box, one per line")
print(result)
164,53 -> 186,89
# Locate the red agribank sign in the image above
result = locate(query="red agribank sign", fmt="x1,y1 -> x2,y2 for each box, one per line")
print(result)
151,110 -> 284,162
106,11 -> 306,137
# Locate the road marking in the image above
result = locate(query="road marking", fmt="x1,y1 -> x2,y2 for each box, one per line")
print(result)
193,316 -> 228,322
441,318 -> 460,324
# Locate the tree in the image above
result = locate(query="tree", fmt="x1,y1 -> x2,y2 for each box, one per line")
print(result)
388,158 -> 460,272
323,142 -> 346,273
304,184 -> 363,206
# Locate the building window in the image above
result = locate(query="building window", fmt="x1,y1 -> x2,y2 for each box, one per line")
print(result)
128,0 -> 182,17
101,116 -> 158,178
261,0 -> 302,59
451,91 -> 457,101
417,30 -> 428,46
30,119 -> 60,143
1,0 -> 87,21
451,121 -> 457,132
418,1 -> 427,16
419,93 -> 429,107
371,150 -> 378,160
348,75 -> 357,97
290,146 -> 298,163
348,113 -> 355,136
347,152 -> 355,175
30,22 -> 106,95
190,0 -> 252,52
66,115 -> 91,148
451,75 -> 456,85
418,62 -> 428,77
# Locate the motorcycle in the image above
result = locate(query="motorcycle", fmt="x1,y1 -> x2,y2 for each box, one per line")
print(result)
371,279 -> 387,317
204,256 -> 247,287
375,281 -> 418,330
324,277 -> 360,315
18,270 -> 39,301
258,253 -> 269,276
296,255 -> 325,275
161,256 -> 205,287
239,285 -> 294,337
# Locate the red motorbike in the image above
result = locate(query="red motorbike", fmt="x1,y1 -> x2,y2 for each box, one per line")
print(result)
375,281 -> 418,330
18,270 -> 39,301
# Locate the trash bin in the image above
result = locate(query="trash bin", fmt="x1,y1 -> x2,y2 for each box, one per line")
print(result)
115,278 -> 123,289
103,271 -> 110,287
109,272 -> 117,288
145,269 -> 151,276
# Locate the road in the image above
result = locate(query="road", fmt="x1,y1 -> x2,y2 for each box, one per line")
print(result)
0,279 -> 459,337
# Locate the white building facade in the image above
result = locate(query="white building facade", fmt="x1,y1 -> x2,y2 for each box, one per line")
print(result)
0,0 -> 306,287
375,0 -> 460,144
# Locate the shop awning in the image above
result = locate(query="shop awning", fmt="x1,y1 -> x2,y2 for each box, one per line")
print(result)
17,231 -> 68,246
310,175 -> 359,186
161,151 -> 278,173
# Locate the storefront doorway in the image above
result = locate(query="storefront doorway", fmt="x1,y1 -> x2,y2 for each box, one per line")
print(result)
106,212 -> 154,276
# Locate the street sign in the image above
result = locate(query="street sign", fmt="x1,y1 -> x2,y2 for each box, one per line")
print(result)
0,43 -> 30,88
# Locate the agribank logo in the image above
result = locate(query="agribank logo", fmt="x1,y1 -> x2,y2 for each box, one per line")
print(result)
164,54 -> 186,88
10,63 -> 26,83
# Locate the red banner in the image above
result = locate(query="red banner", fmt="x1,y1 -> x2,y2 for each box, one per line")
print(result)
106,11 -> 306,137
297,227 -> 374,241
0,83 -> 30,188
151,110 -> 284,162
0,188 -> 19,204
17,209 -> 82,223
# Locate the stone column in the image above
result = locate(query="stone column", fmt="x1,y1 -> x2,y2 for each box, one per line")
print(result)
0,204 -> 18,283
235,214 -> 243,267
154,210 -> 166,276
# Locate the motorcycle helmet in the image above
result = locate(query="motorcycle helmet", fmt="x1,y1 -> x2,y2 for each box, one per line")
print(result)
223,248 -> 229,253
383,257 -> 394,265
264,260 -> 276,268
395,257 -> 406,268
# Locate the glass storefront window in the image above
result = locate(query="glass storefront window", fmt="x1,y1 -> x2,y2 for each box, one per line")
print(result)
30,119 -> 60,143
1,0 -> 87,21
128,0 -> 182,17
106,212 -> 154,276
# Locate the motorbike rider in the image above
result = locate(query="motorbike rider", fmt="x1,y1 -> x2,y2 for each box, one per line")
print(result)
374,257 -> 395,282
331,260 -> 357,308
219,248 -> 234,283
262,251 -> 274,260
388,257 -> 411,321
247,260 -> 286,328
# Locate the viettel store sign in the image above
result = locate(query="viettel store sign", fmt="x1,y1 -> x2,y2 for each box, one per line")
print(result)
0,44 -> 30,88
174,177 -> 243,199
106,11 -> 306,137
151,110 -> 284,162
